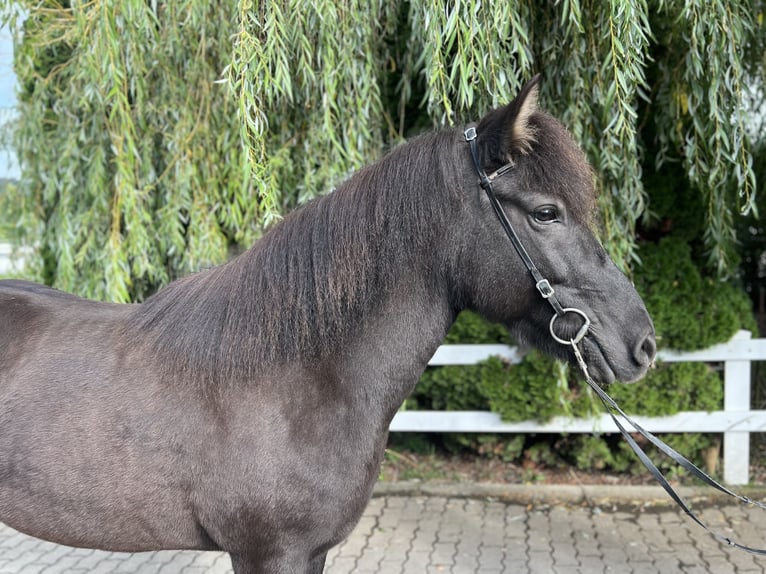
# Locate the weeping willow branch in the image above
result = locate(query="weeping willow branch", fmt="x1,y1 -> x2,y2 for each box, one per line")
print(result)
2,0 -> 243,301
594,0 -> 651,265
409,0 -> 534,125
0,0 -> 762,301
678,0 -> 756,274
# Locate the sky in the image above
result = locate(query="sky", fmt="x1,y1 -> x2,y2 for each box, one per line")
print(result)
0,20 -> 19,180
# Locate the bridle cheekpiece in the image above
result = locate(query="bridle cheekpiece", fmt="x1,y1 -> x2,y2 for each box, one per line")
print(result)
463,126 -> 590,345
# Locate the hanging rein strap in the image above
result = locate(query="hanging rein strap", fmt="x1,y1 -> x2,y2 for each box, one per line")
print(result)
570,340 -> 766,555
464,125 -> 766,555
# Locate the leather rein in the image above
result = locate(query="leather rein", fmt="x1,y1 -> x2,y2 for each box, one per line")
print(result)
464,126 -> 766,555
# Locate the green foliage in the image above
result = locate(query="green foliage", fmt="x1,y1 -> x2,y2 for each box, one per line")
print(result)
635,237 -> 757,350
737,138 -> 766,330
478,353 -> 565,423
443,311 -> 513,345
641,164 -> 707,245
616,433 -> 719,477
572,435 -> 617,471
386,433 -> 435,456
226,0 -> 392,221
0,180 -> 16,241
552,432 -> 709,475
411,311 -> 513,411
442,434 -> 527,463
608,362 -> 722,415
679,1 -> 756,273
414,362 -> 493,412
2,2 -> 250,301
2,0 -> 764,301
644,0 -> 758,274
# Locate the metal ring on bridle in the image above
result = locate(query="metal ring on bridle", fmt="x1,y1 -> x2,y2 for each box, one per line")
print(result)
549,308 -> 591,345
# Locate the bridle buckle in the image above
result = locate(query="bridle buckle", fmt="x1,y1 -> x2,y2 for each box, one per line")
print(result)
536,279 -> 555,299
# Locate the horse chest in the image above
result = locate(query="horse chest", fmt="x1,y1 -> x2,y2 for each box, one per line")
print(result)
189,384 -> 386,555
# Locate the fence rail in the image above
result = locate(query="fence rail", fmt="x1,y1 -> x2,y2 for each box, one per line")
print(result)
0,243 -> 28,275
390,330 -> 765,485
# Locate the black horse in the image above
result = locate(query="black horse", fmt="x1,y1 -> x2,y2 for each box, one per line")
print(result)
0,78 -> 655,573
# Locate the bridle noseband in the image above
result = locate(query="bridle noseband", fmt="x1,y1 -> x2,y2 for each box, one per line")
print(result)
464,125 -> 766,555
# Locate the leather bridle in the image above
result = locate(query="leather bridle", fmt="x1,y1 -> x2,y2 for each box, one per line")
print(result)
464,126 -> 766,555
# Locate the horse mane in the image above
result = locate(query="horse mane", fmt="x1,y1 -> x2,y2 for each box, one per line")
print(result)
128,129 -> 462,380
128,108 -> 596,384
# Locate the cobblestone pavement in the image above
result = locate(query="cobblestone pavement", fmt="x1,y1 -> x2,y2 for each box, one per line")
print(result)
2,494 -> 766,573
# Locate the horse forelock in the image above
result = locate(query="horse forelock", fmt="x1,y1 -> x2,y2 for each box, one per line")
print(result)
130,129 -> 461,381
519,112 -> 597,227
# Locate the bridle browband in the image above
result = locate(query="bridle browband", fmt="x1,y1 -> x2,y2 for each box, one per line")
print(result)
464,125 -> 766,555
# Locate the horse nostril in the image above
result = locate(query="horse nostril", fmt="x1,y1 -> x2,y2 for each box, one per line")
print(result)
636,332 -> 657,366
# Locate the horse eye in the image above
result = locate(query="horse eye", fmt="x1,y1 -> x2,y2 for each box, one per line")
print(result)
533,207 -> 559,224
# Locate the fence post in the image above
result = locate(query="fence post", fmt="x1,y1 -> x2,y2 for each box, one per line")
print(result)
723,330 -> 753,485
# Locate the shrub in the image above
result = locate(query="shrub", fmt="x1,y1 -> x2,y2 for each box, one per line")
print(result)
414,362 -> 494,411
607,361 -> 722,416
635,237 -> 757,350
410,310 -> 511,411
442,310 -> 514,345
478,352 -> 580,423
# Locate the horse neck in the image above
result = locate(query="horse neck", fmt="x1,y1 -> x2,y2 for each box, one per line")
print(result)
332,271 -> 456,418
232,171 -> 455,365
135,130 -> 461,404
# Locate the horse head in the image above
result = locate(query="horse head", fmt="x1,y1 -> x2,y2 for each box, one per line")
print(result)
450,76 -> 656,384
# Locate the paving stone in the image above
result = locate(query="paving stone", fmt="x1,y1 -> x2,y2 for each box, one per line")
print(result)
70,552 -> 107,570
527,550 -> 556,571
477,545 -> 504,566
599,547 -> 629,564
2,495 -> 765,573
648,551 -> 680,572
325,555 -> 357,574
400,550 -> 430,572
719,547 -> 765,573
627,562 -> 661,574
623,540 -> 650,562
551,543 -> 579,567
576,555 -> 606,573
701,556 -> 736,574
429,541 -> 455,566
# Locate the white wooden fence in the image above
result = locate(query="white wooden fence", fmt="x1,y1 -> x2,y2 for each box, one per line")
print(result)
0,242 -> 27,275
390,330 -> 766,485
0,243 -> 12,274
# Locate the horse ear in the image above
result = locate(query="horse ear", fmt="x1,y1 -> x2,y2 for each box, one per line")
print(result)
477,74 -> 541,163
506,75 -> 541,154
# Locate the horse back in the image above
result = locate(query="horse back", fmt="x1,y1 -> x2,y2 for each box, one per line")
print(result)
0,279 -> 222,551
0,279 -> 126,371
